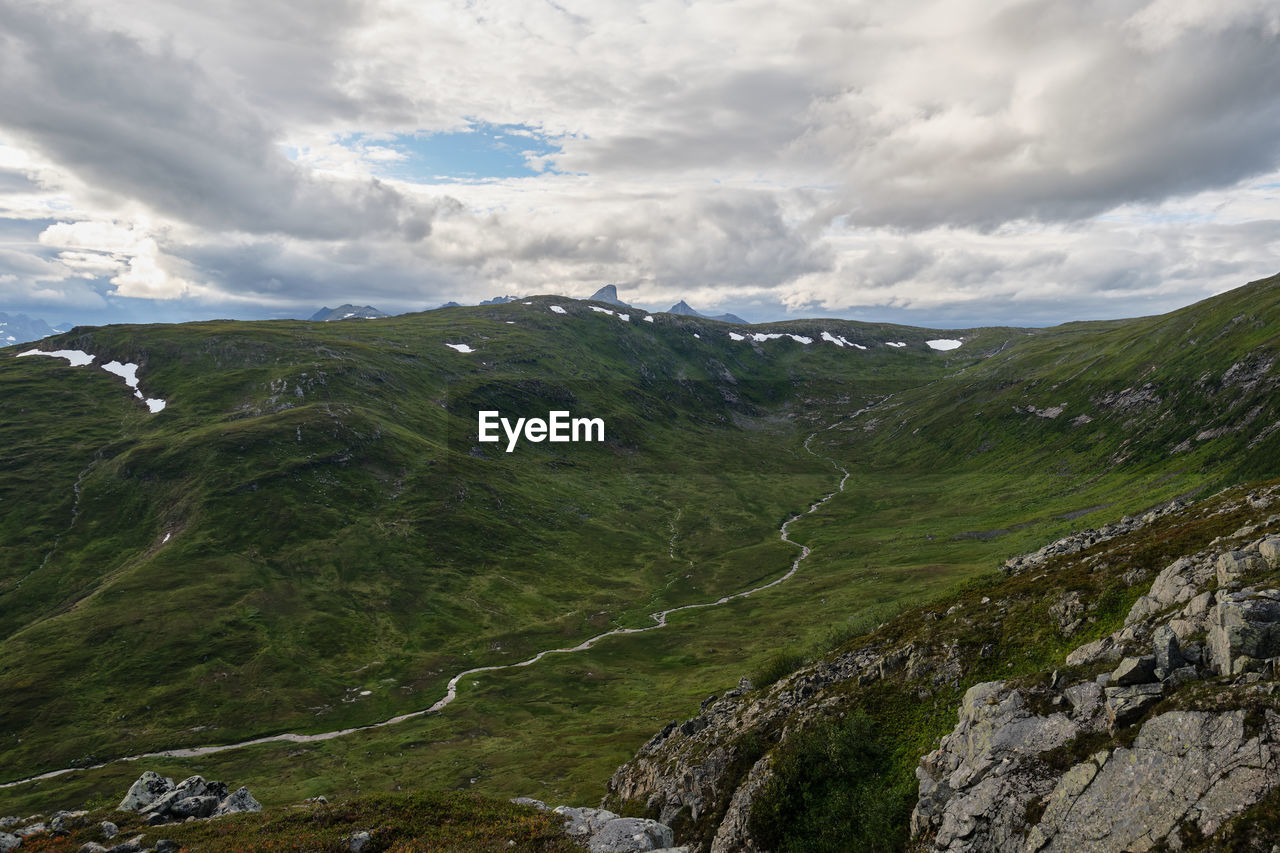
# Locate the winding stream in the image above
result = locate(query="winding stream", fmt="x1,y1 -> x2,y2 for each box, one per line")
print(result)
2,430 -> 851,790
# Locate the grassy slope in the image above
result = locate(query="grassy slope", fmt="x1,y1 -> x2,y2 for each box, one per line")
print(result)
2,275 -> 1279,819
0,298 -> 956,787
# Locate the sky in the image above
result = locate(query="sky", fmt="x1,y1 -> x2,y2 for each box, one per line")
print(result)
1,0 -> 1279,329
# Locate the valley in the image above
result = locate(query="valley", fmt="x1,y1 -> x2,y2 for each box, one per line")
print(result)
3,275 -> 1280,850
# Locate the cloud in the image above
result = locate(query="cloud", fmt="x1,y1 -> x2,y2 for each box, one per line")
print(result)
0,0 -> 444,241
0,0 -> 1277,327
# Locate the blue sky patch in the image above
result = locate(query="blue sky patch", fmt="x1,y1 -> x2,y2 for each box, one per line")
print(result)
340,122 -> 563,183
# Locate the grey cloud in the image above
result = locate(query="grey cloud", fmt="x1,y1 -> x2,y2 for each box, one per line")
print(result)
554,68 -> 830,175
0,1 -> 442,240
826,2 -> 1280,228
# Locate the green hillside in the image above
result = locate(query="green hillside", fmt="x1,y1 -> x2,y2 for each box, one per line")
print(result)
2,276 -> 1279,817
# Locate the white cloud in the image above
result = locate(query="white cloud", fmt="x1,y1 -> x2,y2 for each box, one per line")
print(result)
0,0 -> 1276,325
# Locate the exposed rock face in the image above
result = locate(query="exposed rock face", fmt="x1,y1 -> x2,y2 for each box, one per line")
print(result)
912,681 -> 1091,851
608,487 -> 1280,853
914,526 -> 1280,852
1026,710 -> 1280,852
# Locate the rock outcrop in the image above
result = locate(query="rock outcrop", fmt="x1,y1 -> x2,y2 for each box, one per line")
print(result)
115,774 -> 261,826
914,525 -> 1280,852
607,486 -> 1280,852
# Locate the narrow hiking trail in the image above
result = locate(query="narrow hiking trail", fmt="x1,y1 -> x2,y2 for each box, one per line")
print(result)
2,427 -> 855,790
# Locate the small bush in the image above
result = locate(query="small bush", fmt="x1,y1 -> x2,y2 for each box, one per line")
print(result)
751,651 -> 809,688
748,712 -> 914,853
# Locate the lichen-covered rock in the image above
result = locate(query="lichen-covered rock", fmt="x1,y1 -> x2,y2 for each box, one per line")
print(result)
556,806 -> 619,838
106,835 -> 146,853
50,810 -> 89,834
1208,590 -> 1280,675
709,754 -> 772,853
169,795 -> 219,819
1261,536 -> 1280,568
212,787 -> 262,817
1217,550 -> 1265,588
1064,637 -> 1120,667
117,771 -> 174,812
1111,656 -> 1156,686
0,831 -> 19,853
1104,684 -> 1163,727
912,681 -> 1089,851
1026,710 -> 1280,851
589,817 -> 675,852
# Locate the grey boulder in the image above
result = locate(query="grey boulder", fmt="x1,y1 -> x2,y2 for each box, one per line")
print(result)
117,771 -> 174,812
213,786 -> 263,817
589,817 -> 676,852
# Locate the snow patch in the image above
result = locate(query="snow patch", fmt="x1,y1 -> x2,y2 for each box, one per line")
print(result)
445,343 -> 475,353
693,333 -> 700,339
590,306 -> 614,316
18,349 -> 94,366
729,332 -> 745,341
25,351 -> 167,412
927,339 -> 963,351
750,333 -> 785,342
549,305 -> 567,314
821,331 -> 859,348
643,315 -> 654,323
163,533 -> 171,543
886,341 -> 907,348
787,334 -> 813,344
102,360 -> 141,390
617,313 -> 630,322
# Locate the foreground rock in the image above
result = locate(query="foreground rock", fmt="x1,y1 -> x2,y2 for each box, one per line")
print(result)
117,773 -> 261,825
606,486 -> 1280,852
914,518 -> 1280,851
513,798 -> 683,852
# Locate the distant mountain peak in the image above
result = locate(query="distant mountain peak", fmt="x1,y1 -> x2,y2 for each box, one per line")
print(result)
665,300 -> 746,325
309,304 -> 389,322
0,311 -> 64,346
480,295 -> 518,305
590,285 -> 629,307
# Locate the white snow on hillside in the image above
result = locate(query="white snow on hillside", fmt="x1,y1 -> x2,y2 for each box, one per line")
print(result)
549,305 -> 567,314
445,343 -> 475,353
927,339 -> 963,351
729,332 -> 745,341
887,341 -> 907,348
21,350 -> 167,412
103,360 -> 140,389
643,315 -> 654,323
750,333 -> 784,342
18,349 -> 94,366
787,334 -> 813,344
